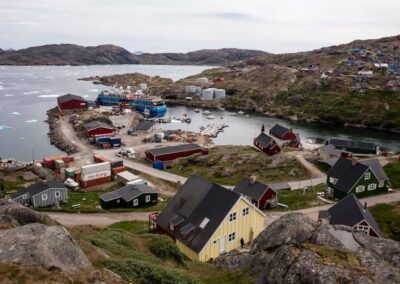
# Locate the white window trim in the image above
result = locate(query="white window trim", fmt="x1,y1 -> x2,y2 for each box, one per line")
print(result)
355,185 -> 365,193
133,199 -> 139,206
41,194 -> 48,201
378,180 -> 385,188
145,195 -> 151,203
367,184 -> 377,191
365,173 -> 371,180
55,191 -> 61,198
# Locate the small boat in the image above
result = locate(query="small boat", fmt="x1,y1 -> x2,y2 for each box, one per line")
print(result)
207,115 -> 215,119
238,110 -> 244,115
245,114 -> 250,118
195,108 -> 200,113
203,110 -> 211,115
143,108 -> 150,117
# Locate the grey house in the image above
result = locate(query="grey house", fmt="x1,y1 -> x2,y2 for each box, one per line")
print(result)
11,181 -> 68,207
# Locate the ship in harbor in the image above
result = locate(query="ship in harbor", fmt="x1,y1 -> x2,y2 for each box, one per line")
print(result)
96,88 -> 167,117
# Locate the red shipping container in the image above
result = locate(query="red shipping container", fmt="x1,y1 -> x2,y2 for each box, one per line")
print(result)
80,176 -> 111,188
94,155 -> 110,163
111,166 -> 126,175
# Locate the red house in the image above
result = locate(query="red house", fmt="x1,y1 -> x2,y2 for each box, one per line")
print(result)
269,124 -> 301,148
233,177 -> 278,209
254,125 -> 281,156
84,121 -> 116,137
145,143 -> 206,162
57,94 -> 88,114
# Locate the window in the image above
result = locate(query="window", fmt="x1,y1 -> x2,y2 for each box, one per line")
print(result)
228,232 -> 236,242
213,240 -> 217,245
145,195 -> 151,203
55,191 -> 61,198
242,207 -> 249,216
367,184 -> 377,191
354,224 -> 369,235
355,185 -> 365,193
116,199 -> 120,203
229,212 -> 236,222
41,194 -> 48,201
365,173 -> 371,180
378,180 -> 385,188
133,199 -> 138,206
329,177 -> 337,184
23,194 -> 29,199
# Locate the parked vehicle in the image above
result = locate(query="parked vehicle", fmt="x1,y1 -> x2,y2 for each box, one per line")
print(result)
64,178 -> 79,189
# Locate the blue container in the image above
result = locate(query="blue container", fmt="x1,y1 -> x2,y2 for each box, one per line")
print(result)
96,136 -> 110,144
152,160 -> 164,170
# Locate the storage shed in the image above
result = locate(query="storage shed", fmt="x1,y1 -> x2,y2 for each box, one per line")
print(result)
57,94 -> 88,113
145,143 -> 205,162
116,171 -> 140,184
84,121 -> 116,137
100,184 -> 158,210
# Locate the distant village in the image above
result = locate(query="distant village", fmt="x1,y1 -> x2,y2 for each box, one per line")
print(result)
1,86 -> 399,263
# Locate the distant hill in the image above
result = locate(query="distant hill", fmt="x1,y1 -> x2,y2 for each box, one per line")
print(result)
0,44 -> 268,66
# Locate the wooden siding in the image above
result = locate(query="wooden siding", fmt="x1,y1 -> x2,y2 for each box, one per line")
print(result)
197,197 -> 265,262
31,187 -> 68,207
100,192 -> 158,210
176,241 -> 199,261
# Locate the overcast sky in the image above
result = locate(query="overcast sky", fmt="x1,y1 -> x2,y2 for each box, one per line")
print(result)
1,0 -> 399,53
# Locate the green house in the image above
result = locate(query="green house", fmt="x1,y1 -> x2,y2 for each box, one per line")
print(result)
326,157 -> 390,199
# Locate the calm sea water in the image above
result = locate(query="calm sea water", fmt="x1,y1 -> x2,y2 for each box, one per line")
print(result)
0,65 -> 208,160
0,65 -> 399,161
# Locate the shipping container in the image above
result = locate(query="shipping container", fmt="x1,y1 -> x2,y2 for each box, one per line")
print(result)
81,169 -> 111,182
81,162 -> 110,175
80,176 -> 112,188
65,168 -> 76,178
54,159 -> 64,168
111,166 -> 126,175
110,160 -> 124,169
94,155 -> 110,163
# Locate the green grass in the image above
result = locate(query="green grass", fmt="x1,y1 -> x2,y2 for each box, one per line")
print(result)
166,146 -> 311,186
277,184 -> 327,211
384,162 -> 400,189
71,225 -> 253,284
108,221 -> 150,234
369,202 -> 400,241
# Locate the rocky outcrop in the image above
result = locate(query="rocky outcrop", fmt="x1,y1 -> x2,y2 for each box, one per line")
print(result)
0,200 -> 90,273
214,213 -> 400,284
0,223 -> 90,272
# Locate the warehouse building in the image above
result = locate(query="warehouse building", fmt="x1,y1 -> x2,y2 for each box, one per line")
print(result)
84,121 -> 116,137
145,143 -> 206,162
100,184 -> 158,210
57,94 -> 88,114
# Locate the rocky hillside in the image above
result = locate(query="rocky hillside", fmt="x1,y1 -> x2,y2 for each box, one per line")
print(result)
0,44 -> 267,66
215,213 -> 400,284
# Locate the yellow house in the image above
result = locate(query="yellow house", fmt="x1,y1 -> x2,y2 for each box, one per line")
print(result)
156,175 -> 265,262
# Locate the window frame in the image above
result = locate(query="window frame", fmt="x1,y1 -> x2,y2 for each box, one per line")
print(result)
367,183 -> 377,191
145,195 -> 151,203
41,194 -> 48,201
133,198 -> 139,206
242,207 -> 249,216
365,173 -> 371,180
355,185 -> 365,193
54,191 -> 61,198
228,232 -> 236,242
229,212 -> 237,222
378,180 -> 385,188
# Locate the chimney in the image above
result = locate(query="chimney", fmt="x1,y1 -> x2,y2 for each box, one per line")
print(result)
364,202 -> 367,210
176,180 -> 182,209
249,176 -> 256,184
351,159 -> 357,166
261,124 -> 265,133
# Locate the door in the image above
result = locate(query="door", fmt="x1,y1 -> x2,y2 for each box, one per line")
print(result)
219,236 -> 226,254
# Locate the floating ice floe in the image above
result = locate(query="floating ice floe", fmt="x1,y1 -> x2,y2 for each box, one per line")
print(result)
82,95 -> 89,98
4,94 -> 14,97
0,126 -> 12,131
88,89 -> 99,92
23,90 -> 39,95
38,94 -> 60,98
11,112 -> 21,116
25,119 -> 38,123
0,85 -> 4,90
20,137 -> 25,140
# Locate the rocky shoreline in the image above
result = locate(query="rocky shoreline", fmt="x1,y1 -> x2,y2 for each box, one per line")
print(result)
46,107 -> 78,155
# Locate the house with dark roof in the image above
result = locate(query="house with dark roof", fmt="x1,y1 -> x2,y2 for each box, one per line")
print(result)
11,181 -> 68,207
254,125 -> 281,156
57,94 -> 88,113
233,177 -> 278,209
99,184 -> 158,210
269,124 -> 301,148
145,143 -> 206,162
328,138 -> 378,156
318,194 -> 383,238
155,175 -> 265,262
84,121 -> 116,137
326,157 -> 390,199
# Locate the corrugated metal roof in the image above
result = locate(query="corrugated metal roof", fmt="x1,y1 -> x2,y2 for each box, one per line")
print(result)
147,143 -> 202,157
57,94 -> 86,103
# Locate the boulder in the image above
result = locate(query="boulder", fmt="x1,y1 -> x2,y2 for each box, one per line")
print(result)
0,223 -> 90,272
251,213 -> 317,253
0,201 -> 57,226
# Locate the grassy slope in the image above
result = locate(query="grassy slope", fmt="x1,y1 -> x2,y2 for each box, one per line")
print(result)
384,162 -> 400,189
167,146 -> 311,186
71,221 -> 253,284
277,184 -> 326,210
369,202 -> 400,241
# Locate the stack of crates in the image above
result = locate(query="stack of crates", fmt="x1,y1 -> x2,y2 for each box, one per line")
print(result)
54,159 -> 64,174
